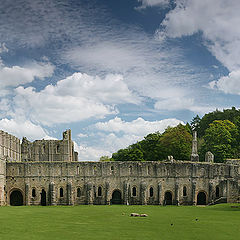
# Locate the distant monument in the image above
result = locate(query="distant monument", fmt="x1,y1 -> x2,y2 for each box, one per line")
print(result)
205,151 -> 214,163
191,131 -> 199,162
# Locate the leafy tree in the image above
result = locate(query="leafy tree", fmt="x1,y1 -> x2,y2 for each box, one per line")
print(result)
159,124 -> 192,160
99,156 -> 112,161
201,120 -> 239,162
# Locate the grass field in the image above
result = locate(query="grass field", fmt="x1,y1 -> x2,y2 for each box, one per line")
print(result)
0,204 -> 239,240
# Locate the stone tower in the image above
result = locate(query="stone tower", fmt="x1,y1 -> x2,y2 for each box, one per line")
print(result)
191,131 -> 199,162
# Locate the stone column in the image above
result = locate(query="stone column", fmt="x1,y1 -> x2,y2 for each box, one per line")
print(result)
86,183 -> 93,205
25,183 -> 30,206
140,182 -> 147,205
192,181 -> 196,205
191,131 -> 199,162
123,181 -> 129,205
158,183 -> 162,205
105,182 -> 110,205
67,183 -> 72,205
175,182 -> 179,205
49,182 -> 56,206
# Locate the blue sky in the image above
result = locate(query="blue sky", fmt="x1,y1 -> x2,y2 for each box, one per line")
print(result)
0,0 -> 240,160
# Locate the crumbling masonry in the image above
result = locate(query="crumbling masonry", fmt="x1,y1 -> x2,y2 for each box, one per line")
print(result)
0,129 -> 240,206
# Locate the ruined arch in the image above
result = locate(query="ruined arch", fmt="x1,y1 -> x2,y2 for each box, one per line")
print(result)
197,191 -> 207,205
164,191 -> 173,205
111,189 -> 122,204
10,189 -> 24,206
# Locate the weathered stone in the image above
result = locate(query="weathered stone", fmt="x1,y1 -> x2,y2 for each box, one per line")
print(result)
0,129 -> 240,206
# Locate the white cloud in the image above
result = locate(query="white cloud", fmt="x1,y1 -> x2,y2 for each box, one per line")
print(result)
0,118 -> 51,140
136,0 -> 170,9
0,61 -> 55,89
10,72 -> 138,125
0,43 -> 8,53
95,117 -> 183,135
155,0 -> 240,96
74,142 -> 111,161
209,70 -> 240,95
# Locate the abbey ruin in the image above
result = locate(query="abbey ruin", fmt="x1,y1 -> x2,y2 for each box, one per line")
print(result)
0,129 -> 240,206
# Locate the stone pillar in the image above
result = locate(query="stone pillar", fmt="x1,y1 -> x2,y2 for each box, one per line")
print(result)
49,182 -> 56,206
86,183 -> 93,205
105,182 -> 110,205
191,131 -> 199,162
209,182 -> 213,203
175,182 -> 179,205
67,183 -> 72,205
158,183 -> 162,205
140,182 -> 147,205
123,181 -> 129,205
192,181 -> 196,205
25,183 -> 30,206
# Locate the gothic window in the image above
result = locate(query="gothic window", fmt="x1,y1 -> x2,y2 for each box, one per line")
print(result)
183,186 -> 187,197
149,187 -> 154,197
216,186 -> 220,198
98,186 -> 102,197
132,187 -> 137,197
32,188 -> 36,198
77,188 -> 81,197
56,144 -> 60,153
60,187 -> 63,197
77,166 -> 80,175
110,166 -> 114,174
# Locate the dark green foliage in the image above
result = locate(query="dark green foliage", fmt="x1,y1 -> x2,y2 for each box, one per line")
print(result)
112,124 -> 192,161
200,120 -> 239,162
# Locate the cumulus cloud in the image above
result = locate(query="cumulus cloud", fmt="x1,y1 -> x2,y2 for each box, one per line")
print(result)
0,118 -> 52,140
10,72 -> 138,125
95,117 -> 183,135
209,70 -> 240,95
0,61 -> 55,89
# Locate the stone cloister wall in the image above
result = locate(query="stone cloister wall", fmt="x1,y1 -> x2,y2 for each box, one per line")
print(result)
5,161 -> 240,206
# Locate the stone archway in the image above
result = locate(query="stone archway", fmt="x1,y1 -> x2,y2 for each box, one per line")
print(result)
197,191 -> 207,205
164,191 -> 173,205
41,189 -> 47,206
10,190 -> 23,206
111,190 -> 122,204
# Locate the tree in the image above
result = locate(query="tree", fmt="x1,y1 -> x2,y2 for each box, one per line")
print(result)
190,115 -> 201,132
159,124 -> 192,160
99,156 -> 112,161
201,120 -> 239,162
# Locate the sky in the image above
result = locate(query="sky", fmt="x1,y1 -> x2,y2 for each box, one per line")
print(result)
0,0 -> 240,160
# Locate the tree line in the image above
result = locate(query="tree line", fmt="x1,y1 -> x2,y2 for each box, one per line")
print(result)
100,107 -> 240,163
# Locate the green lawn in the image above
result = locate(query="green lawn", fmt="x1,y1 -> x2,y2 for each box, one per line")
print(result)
0,204 -> 239,240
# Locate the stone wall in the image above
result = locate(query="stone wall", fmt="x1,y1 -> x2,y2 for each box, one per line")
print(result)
0,130 -> 21,162
5,161 -> 240,206
21,129 -> 78,162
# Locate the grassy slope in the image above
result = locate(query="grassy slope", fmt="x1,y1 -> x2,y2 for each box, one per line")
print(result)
0,204 -> 239,240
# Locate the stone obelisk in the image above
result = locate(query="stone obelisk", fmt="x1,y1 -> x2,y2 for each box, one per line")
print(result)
191,131 -> 199,162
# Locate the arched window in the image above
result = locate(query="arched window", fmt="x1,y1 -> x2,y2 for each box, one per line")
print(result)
32,188 -> 36,198
110,166 -> 114,174
60,187 -> 63,197
77,188 -> 81,197
149,187 -> 154,197
56,145 -> 60,153
98,186 -> 102,197
216,186 -> 220,198
132,187 -> 137,197
183,186 -> 187,197
77,166 -> 80,175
